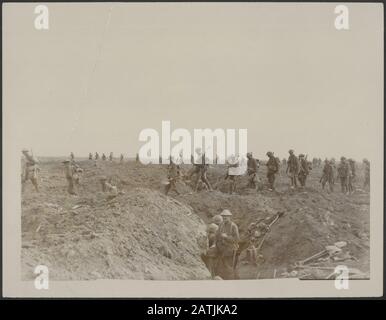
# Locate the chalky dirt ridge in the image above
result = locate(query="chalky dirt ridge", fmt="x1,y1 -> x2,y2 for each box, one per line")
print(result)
21,159 -> 369,280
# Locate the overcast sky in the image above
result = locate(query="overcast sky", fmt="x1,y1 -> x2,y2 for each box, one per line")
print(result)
3,3 -> 383,160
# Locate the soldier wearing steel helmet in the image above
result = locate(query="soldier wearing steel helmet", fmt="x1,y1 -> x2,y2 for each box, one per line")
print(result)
337,156 -> 350,194
164,156 -> 181,196
266,151 -> 279,191
21,149 -> 40,192
246,152 -> 259,189
62,160 -> 77,195
286,149 -> 299,189
212,214 -> 223,227
320,158 -> 334,192
297,154 -> 309,187
214,209 -> 240,280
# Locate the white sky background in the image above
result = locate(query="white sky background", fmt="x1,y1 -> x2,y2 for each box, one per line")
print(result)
3,3 -> 383,160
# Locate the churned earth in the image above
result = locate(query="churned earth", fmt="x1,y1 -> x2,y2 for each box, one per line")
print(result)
21,158 -> 370,280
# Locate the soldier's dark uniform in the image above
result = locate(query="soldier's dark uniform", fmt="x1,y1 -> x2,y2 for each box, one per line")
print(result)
247,153 -> 259,188
348,159 -> 356,194
165,160 -> 180,195
22,150 -> 39,192
297,154 -> 309,187
63,160 -> 77,195
363,159 -> 370,189
337,157 -> 350,193
266,152 -> 279,190
320,159 -> 334,192
214,210 -> 240,280
196,154 -> 212,191
286,150 -> 299,188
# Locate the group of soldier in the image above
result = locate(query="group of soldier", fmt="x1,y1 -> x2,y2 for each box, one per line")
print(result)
89,152 -> 125,162
202,209 -> 240,280
163,148 -> 370,196
21,148 -> 371,197
21,148 -> 371,280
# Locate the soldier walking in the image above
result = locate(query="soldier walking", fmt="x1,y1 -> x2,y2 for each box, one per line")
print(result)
297,154 -> 309,187
337,157 -> 350,194
286,149 -> 299,189
225,154 -> 240,194
63,160 -> 77,195
266,151 -> 279,191
246,152 -> 259,189
320,159 -> 334,192
195,153 -> 213,192
348,158 -> 356,194
21,149 -> 40,192
165,157 -> 181,195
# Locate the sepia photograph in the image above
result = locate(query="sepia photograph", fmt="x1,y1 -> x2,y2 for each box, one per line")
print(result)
2,2 -> 383,298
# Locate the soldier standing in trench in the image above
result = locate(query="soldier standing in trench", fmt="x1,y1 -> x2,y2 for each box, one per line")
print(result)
214,210 -> 240,280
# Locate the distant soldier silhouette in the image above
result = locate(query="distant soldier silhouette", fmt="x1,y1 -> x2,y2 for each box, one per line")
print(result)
266,151 -> 279,191
337,157 -> 350,194
320,159 -> 334,192
120,154 -> 124,163
347,159 -> 356,194
286,149 -> 299,189
21,149 -> 39,192
363,159 -> 370,189
297,154 -> 309,187
165,157 -> 181,196
102,153 -> 107,161
246,152 -> 259,189
89,153 -> 93,160
95,152 -> 99,160
63,160 -> 77,195
109,152 -> 113,161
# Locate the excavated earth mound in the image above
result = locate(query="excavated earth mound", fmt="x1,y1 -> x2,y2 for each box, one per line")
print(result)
22,182 -> 210,280
21,159 -> 370,280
